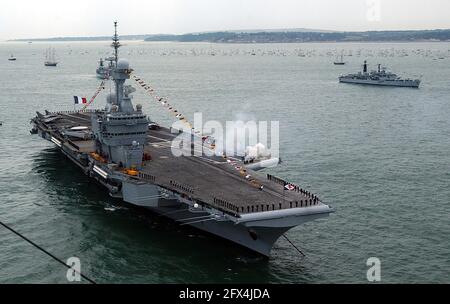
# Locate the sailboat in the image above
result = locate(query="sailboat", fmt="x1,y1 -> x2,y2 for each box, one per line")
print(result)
44,47 -> 58,66
8,54 -> 17,61
334,51 -> 345,65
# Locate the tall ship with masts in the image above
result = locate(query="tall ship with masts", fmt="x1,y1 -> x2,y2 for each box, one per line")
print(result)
333,50 -> 345,65
44,47 -> 58,66
30,23 -> 333,257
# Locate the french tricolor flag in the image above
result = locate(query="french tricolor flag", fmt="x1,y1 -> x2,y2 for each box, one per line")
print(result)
73,96 -> 87,104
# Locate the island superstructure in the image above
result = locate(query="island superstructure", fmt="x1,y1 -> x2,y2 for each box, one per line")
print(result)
30,23 -> 333,257
339,61 -> 421,88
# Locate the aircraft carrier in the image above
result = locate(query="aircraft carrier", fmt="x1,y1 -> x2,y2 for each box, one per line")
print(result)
30,23 -> 333,257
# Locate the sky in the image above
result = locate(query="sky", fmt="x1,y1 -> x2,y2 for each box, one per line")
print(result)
1,0 -> 450,40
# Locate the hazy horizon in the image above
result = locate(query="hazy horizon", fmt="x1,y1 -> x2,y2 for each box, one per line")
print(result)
2,0 -> 450,40
7,27 -> 450,42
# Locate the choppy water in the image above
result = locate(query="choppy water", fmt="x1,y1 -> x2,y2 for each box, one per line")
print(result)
1,41 -> 449,283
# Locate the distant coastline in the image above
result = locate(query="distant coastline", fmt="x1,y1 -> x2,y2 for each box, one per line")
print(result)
11,29 -> 450,43
11,34 -> 150,42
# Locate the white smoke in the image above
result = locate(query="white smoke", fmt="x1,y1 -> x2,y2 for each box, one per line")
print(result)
245,142 -> 271,159
214,112 -> 271,159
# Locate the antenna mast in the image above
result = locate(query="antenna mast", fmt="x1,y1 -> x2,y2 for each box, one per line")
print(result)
111,21 -> 121,106
112,21 -> 120,65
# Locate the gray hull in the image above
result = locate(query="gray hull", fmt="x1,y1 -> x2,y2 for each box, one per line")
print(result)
147,205 -> 291,256
130,196 -> 331,256
339,78 -> 420,88
119,180 -> 331,256
96,71 -> 109,79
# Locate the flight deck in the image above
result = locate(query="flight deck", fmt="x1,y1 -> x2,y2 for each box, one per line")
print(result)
33,110 -> 323,217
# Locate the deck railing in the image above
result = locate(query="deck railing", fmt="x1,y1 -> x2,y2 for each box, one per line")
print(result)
266,173 -> 320,202
52,109 -> 102,115
135,174 -> 321,216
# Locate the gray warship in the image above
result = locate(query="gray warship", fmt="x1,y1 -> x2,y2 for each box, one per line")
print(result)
30,23 -> 333,257
96,57 -> 115,79
339,61 -> 421,88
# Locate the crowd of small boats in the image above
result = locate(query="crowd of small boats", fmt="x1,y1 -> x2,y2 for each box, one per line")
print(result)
7,43 -> 441,88
8,44 -> 449,63
92,48 -> 422,87
94,46 -> 449,59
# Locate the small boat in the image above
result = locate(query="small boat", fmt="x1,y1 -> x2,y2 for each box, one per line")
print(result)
44,47 -> 58,66
8,54 -> 16,61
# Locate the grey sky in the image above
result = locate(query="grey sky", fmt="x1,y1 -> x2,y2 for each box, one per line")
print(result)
1,0 -> 450,40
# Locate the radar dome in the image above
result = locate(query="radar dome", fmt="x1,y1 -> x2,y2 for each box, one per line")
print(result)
117,58 -> 130,70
